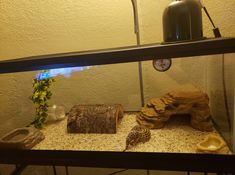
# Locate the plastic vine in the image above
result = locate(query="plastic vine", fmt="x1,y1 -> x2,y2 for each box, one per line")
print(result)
31,70 -> 55,129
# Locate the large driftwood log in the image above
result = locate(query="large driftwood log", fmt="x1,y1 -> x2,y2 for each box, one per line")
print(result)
137,87 -> 213,131
67,104 -> 123,134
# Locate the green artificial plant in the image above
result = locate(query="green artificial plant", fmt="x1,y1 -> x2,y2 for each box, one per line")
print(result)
31,70 -> 55,129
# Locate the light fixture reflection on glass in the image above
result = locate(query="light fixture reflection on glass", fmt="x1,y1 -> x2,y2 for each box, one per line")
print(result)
36,66 -> 92,80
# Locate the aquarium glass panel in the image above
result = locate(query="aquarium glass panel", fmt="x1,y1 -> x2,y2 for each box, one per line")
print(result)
0,53 -> 234,155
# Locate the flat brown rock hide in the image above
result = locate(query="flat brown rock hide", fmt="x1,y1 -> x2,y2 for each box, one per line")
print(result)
137,87 -> 213,131
67,104 -> 124,134
0,127 -> 45,149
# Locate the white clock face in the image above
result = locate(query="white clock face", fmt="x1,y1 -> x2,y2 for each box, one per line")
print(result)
152,59 -> 172,72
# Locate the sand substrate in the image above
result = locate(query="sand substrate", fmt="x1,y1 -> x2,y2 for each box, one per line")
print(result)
34,114 -> 230,153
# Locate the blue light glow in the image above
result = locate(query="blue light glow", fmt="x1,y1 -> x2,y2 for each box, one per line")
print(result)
36,66 -> 92,80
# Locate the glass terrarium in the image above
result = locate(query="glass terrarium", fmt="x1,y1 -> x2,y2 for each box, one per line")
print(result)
0,39 -> 235,173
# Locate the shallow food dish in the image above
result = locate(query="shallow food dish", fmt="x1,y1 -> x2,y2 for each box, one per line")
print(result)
196,134 -> 229,154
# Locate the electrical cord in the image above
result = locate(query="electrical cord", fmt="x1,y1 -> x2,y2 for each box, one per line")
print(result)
10,164 -> 27,175
200,0 -> 231,135
199,0 -> 221,37
222,54 -> 232,133
107,169 -> 151,175
52,166 -> 57,175
107,169 -> 129,175
65,166 -> 69,175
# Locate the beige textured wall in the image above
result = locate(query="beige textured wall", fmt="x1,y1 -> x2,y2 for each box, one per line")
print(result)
0,0 -> 140,135
0,0 -> 235,138
0,0 -> 137,59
